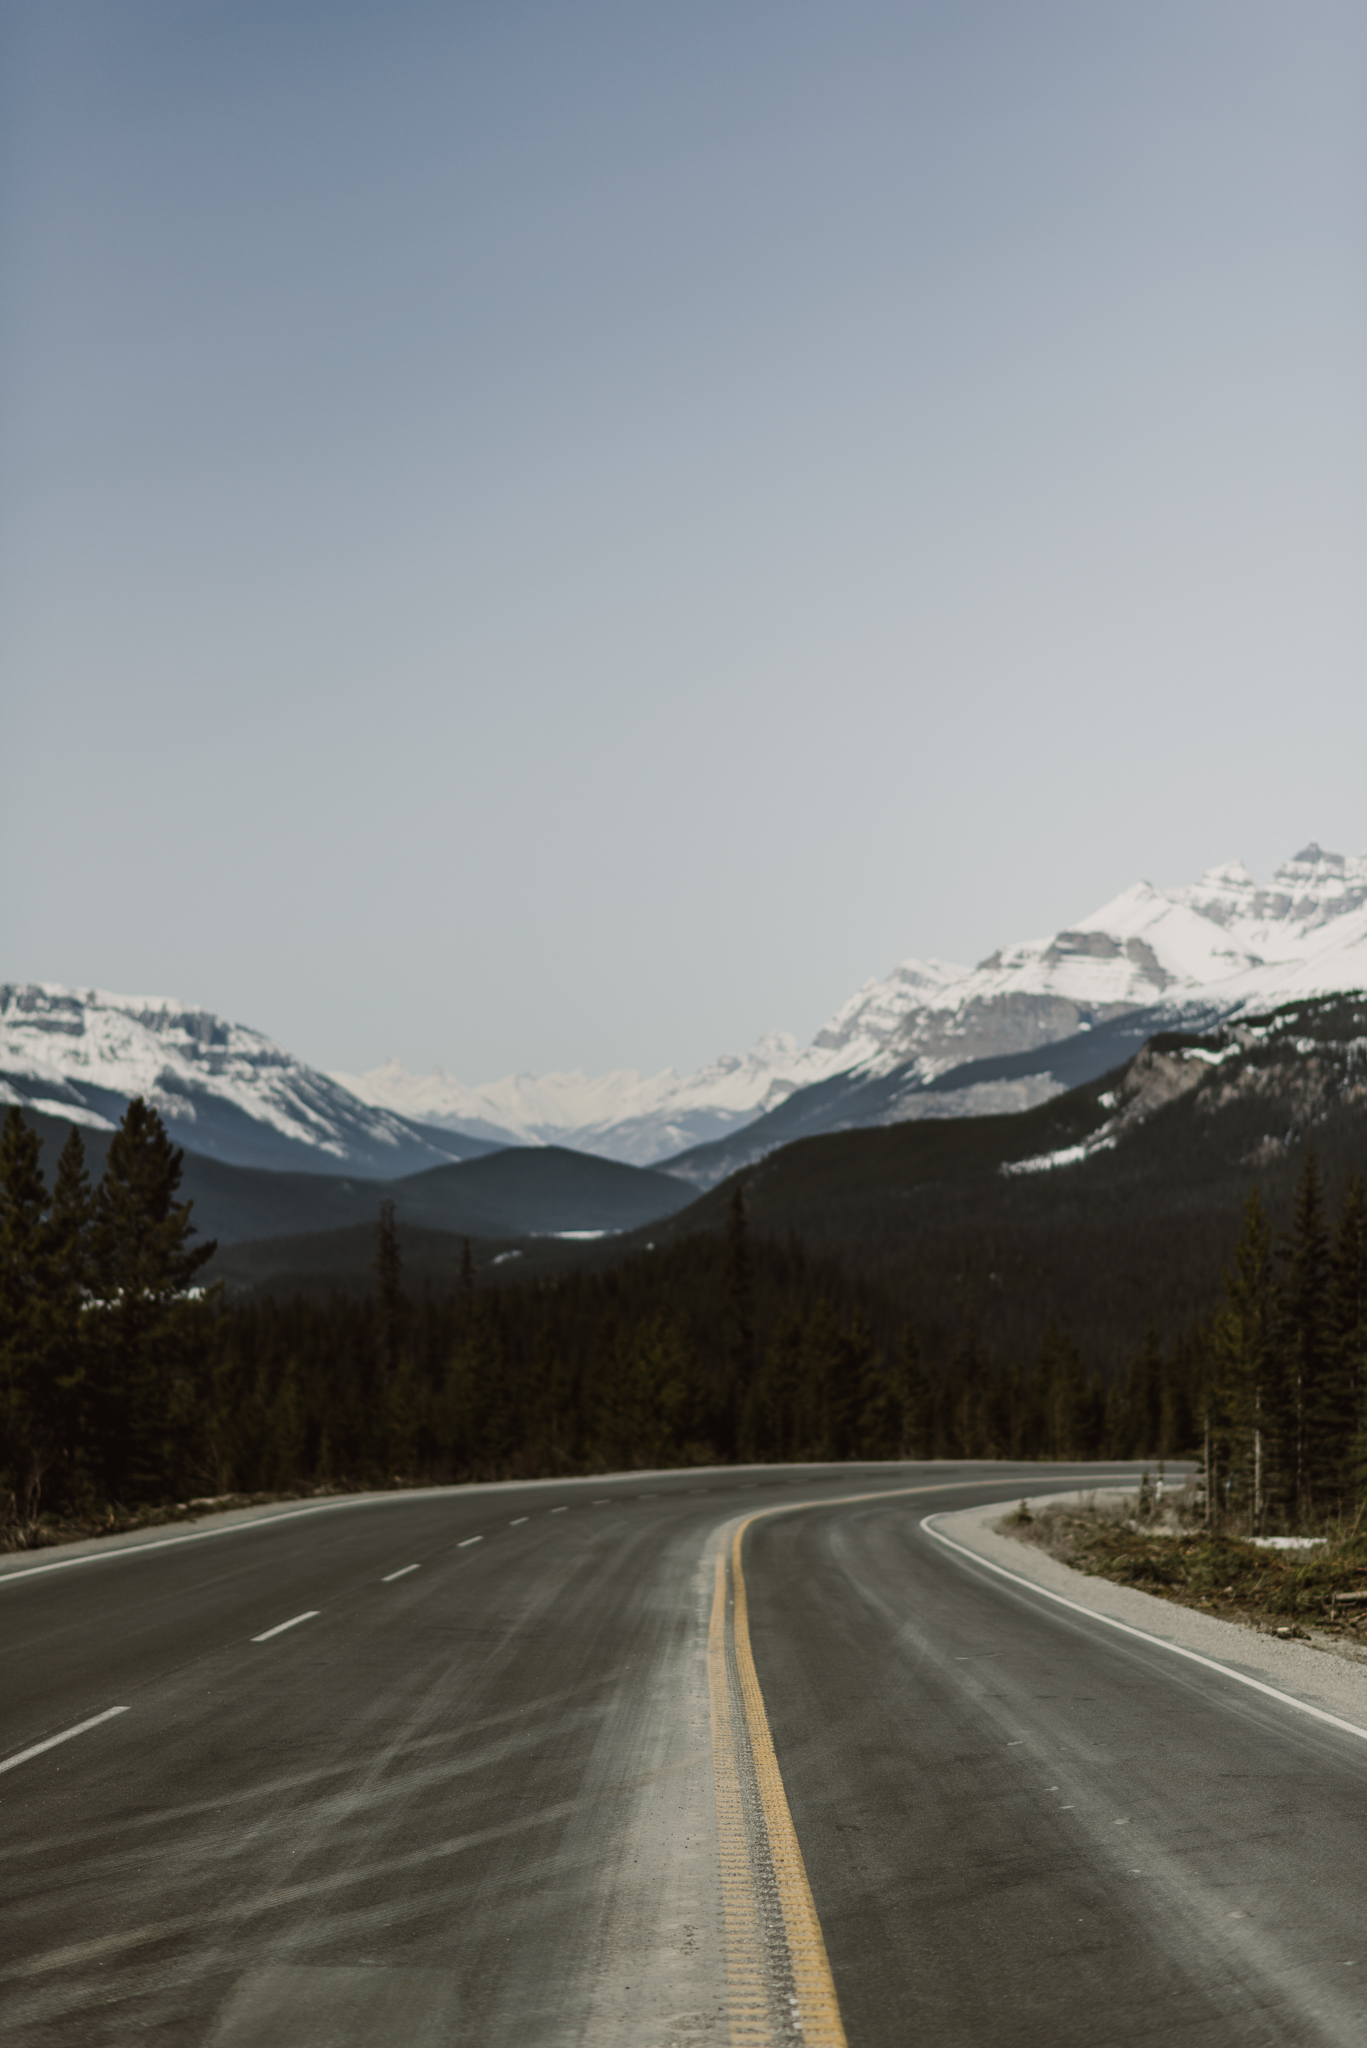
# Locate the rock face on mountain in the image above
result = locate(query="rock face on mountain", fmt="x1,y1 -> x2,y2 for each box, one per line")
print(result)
340,844 -> 1367,1169
0,985 -> 498,1176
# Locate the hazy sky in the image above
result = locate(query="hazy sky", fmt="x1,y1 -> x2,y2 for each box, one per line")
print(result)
3,1 -> 1364,1081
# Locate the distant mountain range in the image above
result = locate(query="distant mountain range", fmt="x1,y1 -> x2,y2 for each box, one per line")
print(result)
340,842 -> 1367,1175
5,843 -> 1365,1189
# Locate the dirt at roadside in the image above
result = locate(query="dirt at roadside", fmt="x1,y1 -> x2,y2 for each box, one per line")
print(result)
1000,1493 -> 1367,1663
0,1479 -> 432,1555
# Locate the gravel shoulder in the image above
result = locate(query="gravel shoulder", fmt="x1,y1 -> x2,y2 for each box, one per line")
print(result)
929,1490 -> 1367,1739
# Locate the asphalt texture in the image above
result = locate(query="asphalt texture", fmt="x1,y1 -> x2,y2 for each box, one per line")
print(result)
4,1463 -> 1367,2046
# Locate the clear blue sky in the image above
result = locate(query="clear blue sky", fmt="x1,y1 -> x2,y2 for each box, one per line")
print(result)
3,1 -> 1364,1079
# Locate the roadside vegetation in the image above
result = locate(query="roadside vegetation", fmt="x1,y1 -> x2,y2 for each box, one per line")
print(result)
1007,1486 -> 1367,1642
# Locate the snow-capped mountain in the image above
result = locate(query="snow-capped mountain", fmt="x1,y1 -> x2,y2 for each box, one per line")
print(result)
332,963 -> 974,1166
659,844 -> 1367,1184
0,984 -> 499,1176
334,1032 -> 820,1168
339,844 -> 1367,1170
847,844 -> 1367,1088
8,846 -> 1365,1186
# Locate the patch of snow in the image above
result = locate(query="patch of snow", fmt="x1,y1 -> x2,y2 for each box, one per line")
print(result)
22,1097 -> 118,1131
1001,1131 -> 1121,1176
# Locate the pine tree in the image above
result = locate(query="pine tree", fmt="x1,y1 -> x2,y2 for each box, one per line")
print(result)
0,1106 -> 49,1327
1279,1147 -> 1331,1519
860,1318 -> 914,1466
1133,1320 -> 1163,1457
1215,1189 -> 1280,1531
723,1183 -> 754,1458
828,1308 -> 875,1459
87,1098 -> 217,1500
744,1313 -> 802,1461
374,1200 -> 404,1382
1330,1175 -> 1367,1502
793,1299 -> 844,1459
0,1108 -> 51,1522
1036,1326 -> 1087,1461
41,1127 -> 94,1508
895,1327 -> 933,1457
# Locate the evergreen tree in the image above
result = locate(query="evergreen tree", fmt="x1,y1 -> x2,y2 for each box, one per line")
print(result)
723,1183 -> 754,1457
0,1108 -> 51,1521
828,1308 -> 875,1459
744,1313 -> 802,1462
793,1298 -> 844,1459
1132,1320 -> 1163,1457
1279,1147 -> 1331,1518
87,1098 -> 217,1499
894,1326 -> 933,1457
42,1127 -> 94,1508
1330,1175 -> 1367,1500
861,1323 -> 928,1459
374,1200 -> 404,1381
1036,1326 -> 1088,1461
1215,1188 -> 1281,1530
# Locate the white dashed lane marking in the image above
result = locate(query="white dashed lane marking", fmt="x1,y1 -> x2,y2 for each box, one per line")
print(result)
252,1612 -> 319,1643
0,1706 -> 129,1777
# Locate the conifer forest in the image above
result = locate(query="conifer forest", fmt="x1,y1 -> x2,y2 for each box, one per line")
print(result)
1,1099 -> 1365,1539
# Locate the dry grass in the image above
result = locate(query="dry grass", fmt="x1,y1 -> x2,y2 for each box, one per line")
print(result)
1000,1490 -> 1367,1646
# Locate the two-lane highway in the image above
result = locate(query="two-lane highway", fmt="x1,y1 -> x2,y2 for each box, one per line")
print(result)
3,1464 -> 1366,2045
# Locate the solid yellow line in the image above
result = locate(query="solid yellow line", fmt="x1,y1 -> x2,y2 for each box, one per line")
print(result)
709,1548 -> 778,2048
730,1515 -> 849,2048
713,1478 -> 1017,2046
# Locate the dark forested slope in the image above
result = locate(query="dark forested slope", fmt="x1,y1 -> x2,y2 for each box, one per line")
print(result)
634,995 -> 1367,1373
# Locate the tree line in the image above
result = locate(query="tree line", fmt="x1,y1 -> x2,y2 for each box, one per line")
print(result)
1,1100 -> 1364,1533
1194,1152 -> 1367,1529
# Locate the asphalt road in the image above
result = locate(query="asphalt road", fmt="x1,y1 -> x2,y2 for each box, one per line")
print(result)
3,1463 -> 1367,2047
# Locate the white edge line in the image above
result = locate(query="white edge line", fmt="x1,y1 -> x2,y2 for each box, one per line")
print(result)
921,1513 -> 1367,1748
0,1489 -> 465,1587
456,1535 -> 483,1548
251,1610 -> 320,1643
381,1564 -> 420,1582
0,1704 -> 128,1777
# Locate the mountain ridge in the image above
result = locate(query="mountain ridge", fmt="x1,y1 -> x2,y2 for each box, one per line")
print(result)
6,843 -> 1365,1178
338,842 -> 1367,1166
0,984 -> 503,1178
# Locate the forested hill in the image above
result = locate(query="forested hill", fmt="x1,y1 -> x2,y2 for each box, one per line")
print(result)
212,994 -> 1367,1382
20,1112 -> 692,1247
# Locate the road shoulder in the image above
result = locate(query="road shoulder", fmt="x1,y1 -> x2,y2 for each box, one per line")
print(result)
928,1491 -> 1367,1739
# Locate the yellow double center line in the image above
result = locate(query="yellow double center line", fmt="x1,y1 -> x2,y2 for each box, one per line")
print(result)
708,1481 -> 978,2047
